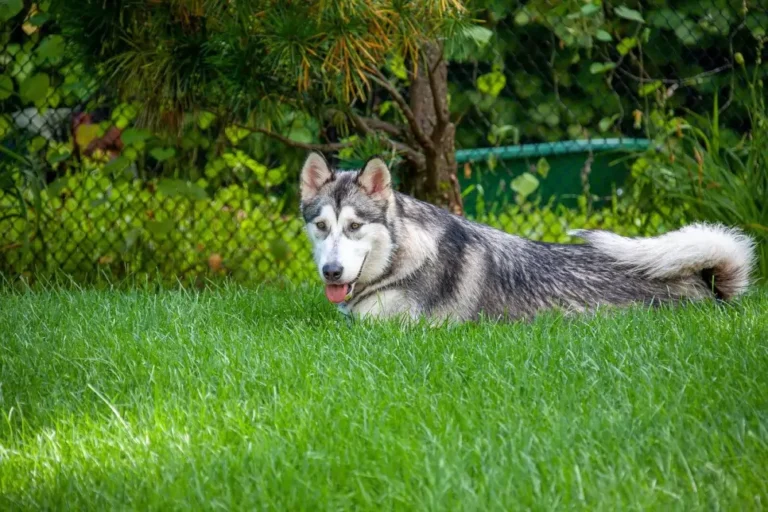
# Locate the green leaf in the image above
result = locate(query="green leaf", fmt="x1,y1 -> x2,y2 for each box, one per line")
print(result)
120,128 -> 152,146
47,149 -> 72,164
150,147 -> 176,162
27,135 -> 46,153
596,30 -> 613,42
266,165 -> 288,187
511,172 -> 540,198
224,125 -> 250,145
146,219 -> 175,237
567,124 -> 584,139
0,0 -> 23,22
197,111 -> 217,130
387,54 -> 408,81
156,178 -> 208,201
111,102 -> 139,129
589,62 -> 616,74
639,80 -> 662,97
204,157 -> 227,179
488,124 -> 519,145
287,126 -> 313,144
598,114 -> 620,132
104,156 -> 131,176
616,37 -> 637,56
28,13 -> 50,26
37,35 -> 65,61
378,101 -> 393,116
476,71 -> 506,98
445,24 -> 494,62
537,103 -> 560,127
614,6 -> 644,23
514,9 -> 531,26
46,176 -> 68,198
674,20 -> 704,45
746,12 -> 768,38
699,15 -> 730,36
511,73 -> 541,99
0,75 -> 13,100
462,24 -> 493,46
0,116 -> 13,140
647,9 -> 686,30
536,158 -> 551,179
580,4 -> 601,16
19,73 -> 50,103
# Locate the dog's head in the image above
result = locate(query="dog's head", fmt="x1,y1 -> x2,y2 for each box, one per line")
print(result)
299,152 -> 396,303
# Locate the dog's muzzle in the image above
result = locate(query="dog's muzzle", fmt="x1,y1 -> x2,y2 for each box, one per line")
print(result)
322,253 -> 367,304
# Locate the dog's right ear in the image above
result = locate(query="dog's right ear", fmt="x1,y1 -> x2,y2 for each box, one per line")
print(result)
356,157 -> 392,200
300,152 -> 333,201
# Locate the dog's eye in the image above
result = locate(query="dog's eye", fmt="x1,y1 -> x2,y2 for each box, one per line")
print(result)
349,222 -> 362,231
315,221 -> 326,230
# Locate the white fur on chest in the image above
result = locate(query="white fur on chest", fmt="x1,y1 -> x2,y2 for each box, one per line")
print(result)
344,288 -> 415,320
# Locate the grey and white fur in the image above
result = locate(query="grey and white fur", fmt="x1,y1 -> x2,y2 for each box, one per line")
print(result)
299,152 -> 756,322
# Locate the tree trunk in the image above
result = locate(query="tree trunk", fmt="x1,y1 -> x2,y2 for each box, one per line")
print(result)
406,43 -> 463,216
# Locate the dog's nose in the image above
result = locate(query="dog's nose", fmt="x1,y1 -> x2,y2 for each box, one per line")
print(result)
322,263 -> 344,282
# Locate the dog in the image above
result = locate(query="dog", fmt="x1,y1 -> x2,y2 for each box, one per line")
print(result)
299,152 -> 756,322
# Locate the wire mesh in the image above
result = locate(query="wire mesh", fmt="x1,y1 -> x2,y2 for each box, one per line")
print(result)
1,1 -> 765,284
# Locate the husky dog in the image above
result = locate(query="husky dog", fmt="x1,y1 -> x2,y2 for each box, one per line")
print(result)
299,152 -> 756,322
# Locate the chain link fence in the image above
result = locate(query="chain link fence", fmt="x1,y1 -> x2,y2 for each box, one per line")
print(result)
1,1 -> 765,285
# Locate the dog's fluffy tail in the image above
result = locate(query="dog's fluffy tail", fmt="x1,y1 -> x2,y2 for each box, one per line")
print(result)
570,222 -> 756,300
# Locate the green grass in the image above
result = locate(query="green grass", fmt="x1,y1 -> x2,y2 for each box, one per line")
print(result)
1,284 -> 767,511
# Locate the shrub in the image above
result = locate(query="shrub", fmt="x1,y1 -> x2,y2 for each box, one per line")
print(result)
1,169 -> 674,285
0,171 -> 315,285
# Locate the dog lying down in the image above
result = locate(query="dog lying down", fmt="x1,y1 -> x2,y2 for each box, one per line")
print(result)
299,152 -> 756,323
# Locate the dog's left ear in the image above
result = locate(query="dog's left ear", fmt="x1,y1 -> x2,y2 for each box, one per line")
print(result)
300,152 -> 334,201
356,157 -> 392,200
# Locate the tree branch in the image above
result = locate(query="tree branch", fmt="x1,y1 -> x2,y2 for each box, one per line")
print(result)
615,63 -> 732,85
243,126 -> 354,152
367,69 -> 435,152
357,116 -> 403,137
426,47 -> 450,128
347,112 -> 424,165
327,108 -> 402,138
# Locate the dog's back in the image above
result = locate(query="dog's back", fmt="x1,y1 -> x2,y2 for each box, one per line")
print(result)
349,192 -> 753,321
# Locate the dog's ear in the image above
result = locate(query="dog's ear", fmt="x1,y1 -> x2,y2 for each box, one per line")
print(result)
300,152 -> 334,201
356,157 -> 392,200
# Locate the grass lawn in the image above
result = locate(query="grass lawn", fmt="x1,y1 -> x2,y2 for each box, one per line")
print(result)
1,284 -> 767,510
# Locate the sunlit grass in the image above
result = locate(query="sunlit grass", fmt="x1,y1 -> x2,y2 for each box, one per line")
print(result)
1,283 -> 767,510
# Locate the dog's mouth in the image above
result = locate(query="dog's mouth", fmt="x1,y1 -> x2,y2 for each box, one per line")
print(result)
323,253 -> 367,304
325,283 -> 354,304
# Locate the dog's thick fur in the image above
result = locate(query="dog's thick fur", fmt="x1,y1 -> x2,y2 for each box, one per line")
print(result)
299,152 -> 756,322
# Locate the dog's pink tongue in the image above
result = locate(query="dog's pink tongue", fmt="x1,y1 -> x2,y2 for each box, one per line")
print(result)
325,284 -> 349,303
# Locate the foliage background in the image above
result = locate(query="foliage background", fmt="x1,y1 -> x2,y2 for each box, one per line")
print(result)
1,0 -> 766,284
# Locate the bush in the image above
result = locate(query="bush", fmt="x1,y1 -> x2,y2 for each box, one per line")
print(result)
0,171 -> 315,285
451,1 -> 768,148
1,168 -> 675,285
477,198 -> 677,243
